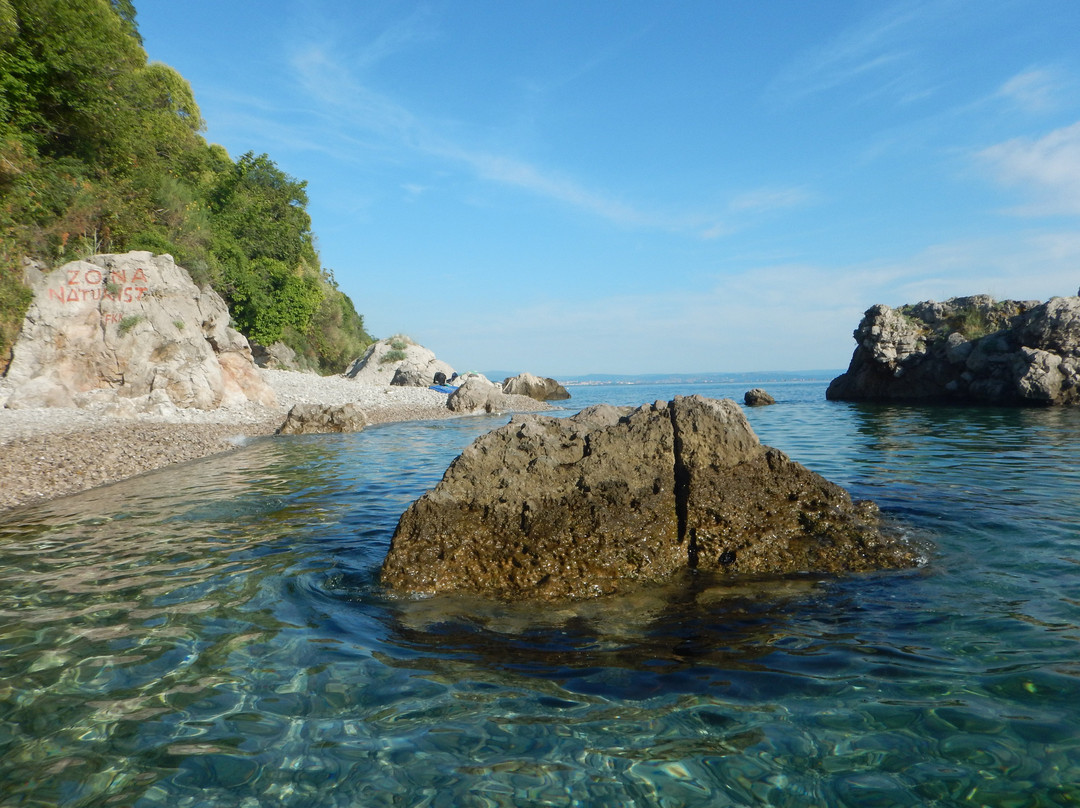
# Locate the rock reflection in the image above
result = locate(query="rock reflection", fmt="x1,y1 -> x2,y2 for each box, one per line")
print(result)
377,570 -> 842,698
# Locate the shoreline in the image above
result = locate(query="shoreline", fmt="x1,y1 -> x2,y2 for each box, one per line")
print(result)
0,369 -> 549,514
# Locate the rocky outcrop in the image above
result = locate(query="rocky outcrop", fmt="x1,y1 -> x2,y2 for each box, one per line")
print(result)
744,388 -> 775,406
502,372 -> 571,401
446,377 -> 511,413
827,295 -> 1080,405
277,402 -> 367,435
344,336 -> 453,386
381,395 -> 917,602
2,252 -> 275,411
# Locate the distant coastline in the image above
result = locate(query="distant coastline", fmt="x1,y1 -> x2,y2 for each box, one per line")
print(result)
552,371 -> 844,387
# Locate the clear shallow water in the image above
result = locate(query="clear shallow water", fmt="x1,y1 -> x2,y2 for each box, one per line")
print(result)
2,381 -> 1080,806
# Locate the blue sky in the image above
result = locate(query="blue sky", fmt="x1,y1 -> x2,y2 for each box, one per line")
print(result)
136,1 -> 1080,376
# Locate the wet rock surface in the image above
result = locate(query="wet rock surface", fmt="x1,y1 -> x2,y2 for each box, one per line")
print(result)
381,395 -> 918,602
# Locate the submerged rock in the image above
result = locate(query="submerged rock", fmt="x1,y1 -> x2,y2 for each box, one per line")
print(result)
828,294 -> 1080,405
381,395 -> 917,602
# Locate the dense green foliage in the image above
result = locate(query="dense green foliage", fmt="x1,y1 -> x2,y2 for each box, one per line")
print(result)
0,0 -> 372,372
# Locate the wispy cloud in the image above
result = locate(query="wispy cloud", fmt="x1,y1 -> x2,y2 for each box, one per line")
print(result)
280,15 -> 821,236
350,6 -> 438,71
996,67 -> 1068,113
699,221 -> 735,241
286,31 -> 678,228
979,120 -> 1080,215
695,187 -> 814,241
445,149 -> 664,226
767,1 -> 946,106
291,44 -> 420,142
728,187 -> 814,214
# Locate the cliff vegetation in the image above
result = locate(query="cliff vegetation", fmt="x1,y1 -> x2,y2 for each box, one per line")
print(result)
0,0 -> 372,373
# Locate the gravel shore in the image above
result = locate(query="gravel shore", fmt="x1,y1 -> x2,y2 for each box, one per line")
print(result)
0,370 -> 549,513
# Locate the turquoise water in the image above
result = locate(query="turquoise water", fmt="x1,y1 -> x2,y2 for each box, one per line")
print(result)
2,380 -> 1080,806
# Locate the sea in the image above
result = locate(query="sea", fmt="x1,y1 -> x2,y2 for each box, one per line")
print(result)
2,377 -> 1079,807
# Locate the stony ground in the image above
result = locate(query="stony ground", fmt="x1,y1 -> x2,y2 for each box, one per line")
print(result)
0,370 -> 548,513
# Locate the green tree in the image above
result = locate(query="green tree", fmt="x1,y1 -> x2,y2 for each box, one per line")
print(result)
108,0 -> 139,43
210,152 -> 315,266
0,0 -> 372,373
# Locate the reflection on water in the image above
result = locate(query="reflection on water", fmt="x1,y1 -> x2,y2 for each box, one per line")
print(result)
1,387 -> 1080,806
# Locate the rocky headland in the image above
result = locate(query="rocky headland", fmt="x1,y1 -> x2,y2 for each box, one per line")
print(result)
828,294 -> 1080,405
381,395 -> 918,602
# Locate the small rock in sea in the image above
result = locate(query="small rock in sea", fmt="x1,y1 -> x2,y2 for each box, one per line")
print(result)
502,372 -> 571,401
743,388 -> 776,406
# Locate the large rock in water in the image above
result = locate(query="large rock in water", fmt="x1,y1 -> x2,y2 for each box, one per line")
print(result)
344,336 -> 453,386
827,295 -> 1080,405
381,395 -> 917,602
2,252 -> 275,410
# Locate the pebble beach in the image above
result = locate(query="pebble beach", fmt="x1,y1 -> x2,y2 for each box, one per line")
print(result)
0,369 -> 545,513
